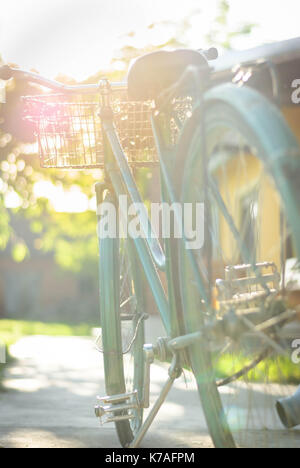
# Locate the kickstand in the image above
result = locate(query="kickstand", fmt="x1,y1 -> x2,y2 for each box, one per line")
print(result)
128,354 -> 182,448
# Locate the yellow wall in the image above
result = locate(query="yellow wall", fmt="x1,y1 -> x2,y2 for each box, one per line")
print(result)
283,107 -> 300,145
212,106 -> 299,278
217,153 -> 281,270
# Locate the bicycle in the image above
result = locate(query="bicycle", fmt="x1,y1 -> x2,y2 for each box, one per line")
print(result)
0,44 -> 300,448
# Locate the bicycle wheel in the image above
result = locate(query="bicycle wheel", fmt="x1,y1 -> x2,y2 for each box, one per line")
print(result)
98,196 -> 145,447
178,84 -> 300,448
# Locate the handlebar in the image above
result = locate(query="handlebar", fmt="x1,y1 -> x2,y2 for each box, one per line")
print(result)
0,65 -> 125,93
0,47 -> 218,94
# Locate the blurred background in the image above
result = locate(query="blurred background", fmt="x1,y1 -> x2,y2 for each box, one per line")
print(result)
0,0 -> 299,345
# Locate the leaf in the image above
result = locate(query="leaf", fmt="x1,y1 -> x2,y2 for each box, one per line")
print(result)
11,242 -> 29,263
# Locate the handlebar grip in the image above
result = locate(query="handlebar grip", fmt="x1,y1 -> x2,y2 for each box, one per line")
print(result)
0,65 -> 14,80
198,48 -> 218,61
203,48 -> 218,61
202,47 -> 219,61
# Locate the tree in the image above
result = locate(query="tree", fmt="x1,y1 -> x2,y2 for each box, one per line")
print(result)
0,0 -> 254,273
205,0 -> 255,49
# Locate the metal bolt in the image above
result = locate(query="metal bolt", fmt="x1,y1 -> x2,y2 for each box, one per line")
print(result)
94,405 -> 105,418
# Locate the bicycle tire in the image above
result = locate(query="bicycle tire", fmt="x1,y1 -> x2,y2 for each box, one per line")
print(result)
99,193 -> 145,447
178,84 -> 300,448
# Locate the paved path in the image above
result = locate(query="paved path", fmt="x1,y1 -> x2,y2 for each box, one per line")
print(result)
0,318 -> 299,448
0,320 -> 213,448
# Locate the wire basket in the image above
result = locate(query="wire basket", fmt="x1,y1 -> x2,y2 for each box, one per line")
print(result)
23,90 -> 159,169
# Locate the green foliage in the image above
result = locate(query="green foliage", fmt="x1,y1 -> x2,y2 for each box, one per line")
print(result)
216,353 -> 300,384
0,200 -> 10,250
0,0 -> 254,276
42,210 -> 98,273
205,0 -> 255,49
11,241 -> 29,262
0,319 -> 93,347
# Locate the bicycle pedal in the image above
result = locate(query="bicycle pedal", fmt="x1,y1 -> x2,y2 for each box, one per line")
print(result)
95,391 -> 139,424
216,262 -> 280,309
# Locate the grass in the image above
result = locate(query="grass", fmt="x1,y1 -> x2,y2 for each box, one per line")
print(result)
215,353 -> 300,384
0,360 -> 6,390
0,319 -> 94,348
0,319 -> 94,389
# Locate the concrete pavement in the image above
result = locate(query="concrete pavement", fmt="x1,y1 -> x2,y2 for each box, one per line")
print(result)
0,317 -> 299,448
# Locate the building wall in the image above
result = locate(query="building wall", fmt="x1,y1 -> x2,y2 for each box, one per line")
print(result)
216,152 -> 284,274
283,107 -> 300,145
0,256 -> 99,323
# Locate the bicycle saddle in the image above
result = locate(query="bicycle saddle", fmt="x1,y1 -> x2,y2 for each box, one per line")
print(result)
127,49 -> 210,101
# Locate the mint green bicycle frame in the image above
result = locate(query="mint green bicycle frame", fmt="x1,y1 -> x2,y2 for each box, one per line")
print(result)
98,108 -> 184,340
97,82 -> 300,344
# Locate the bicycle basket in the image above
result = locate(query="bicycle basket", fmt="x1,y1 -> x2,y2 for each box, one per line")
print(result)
23,91 -> 159,169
